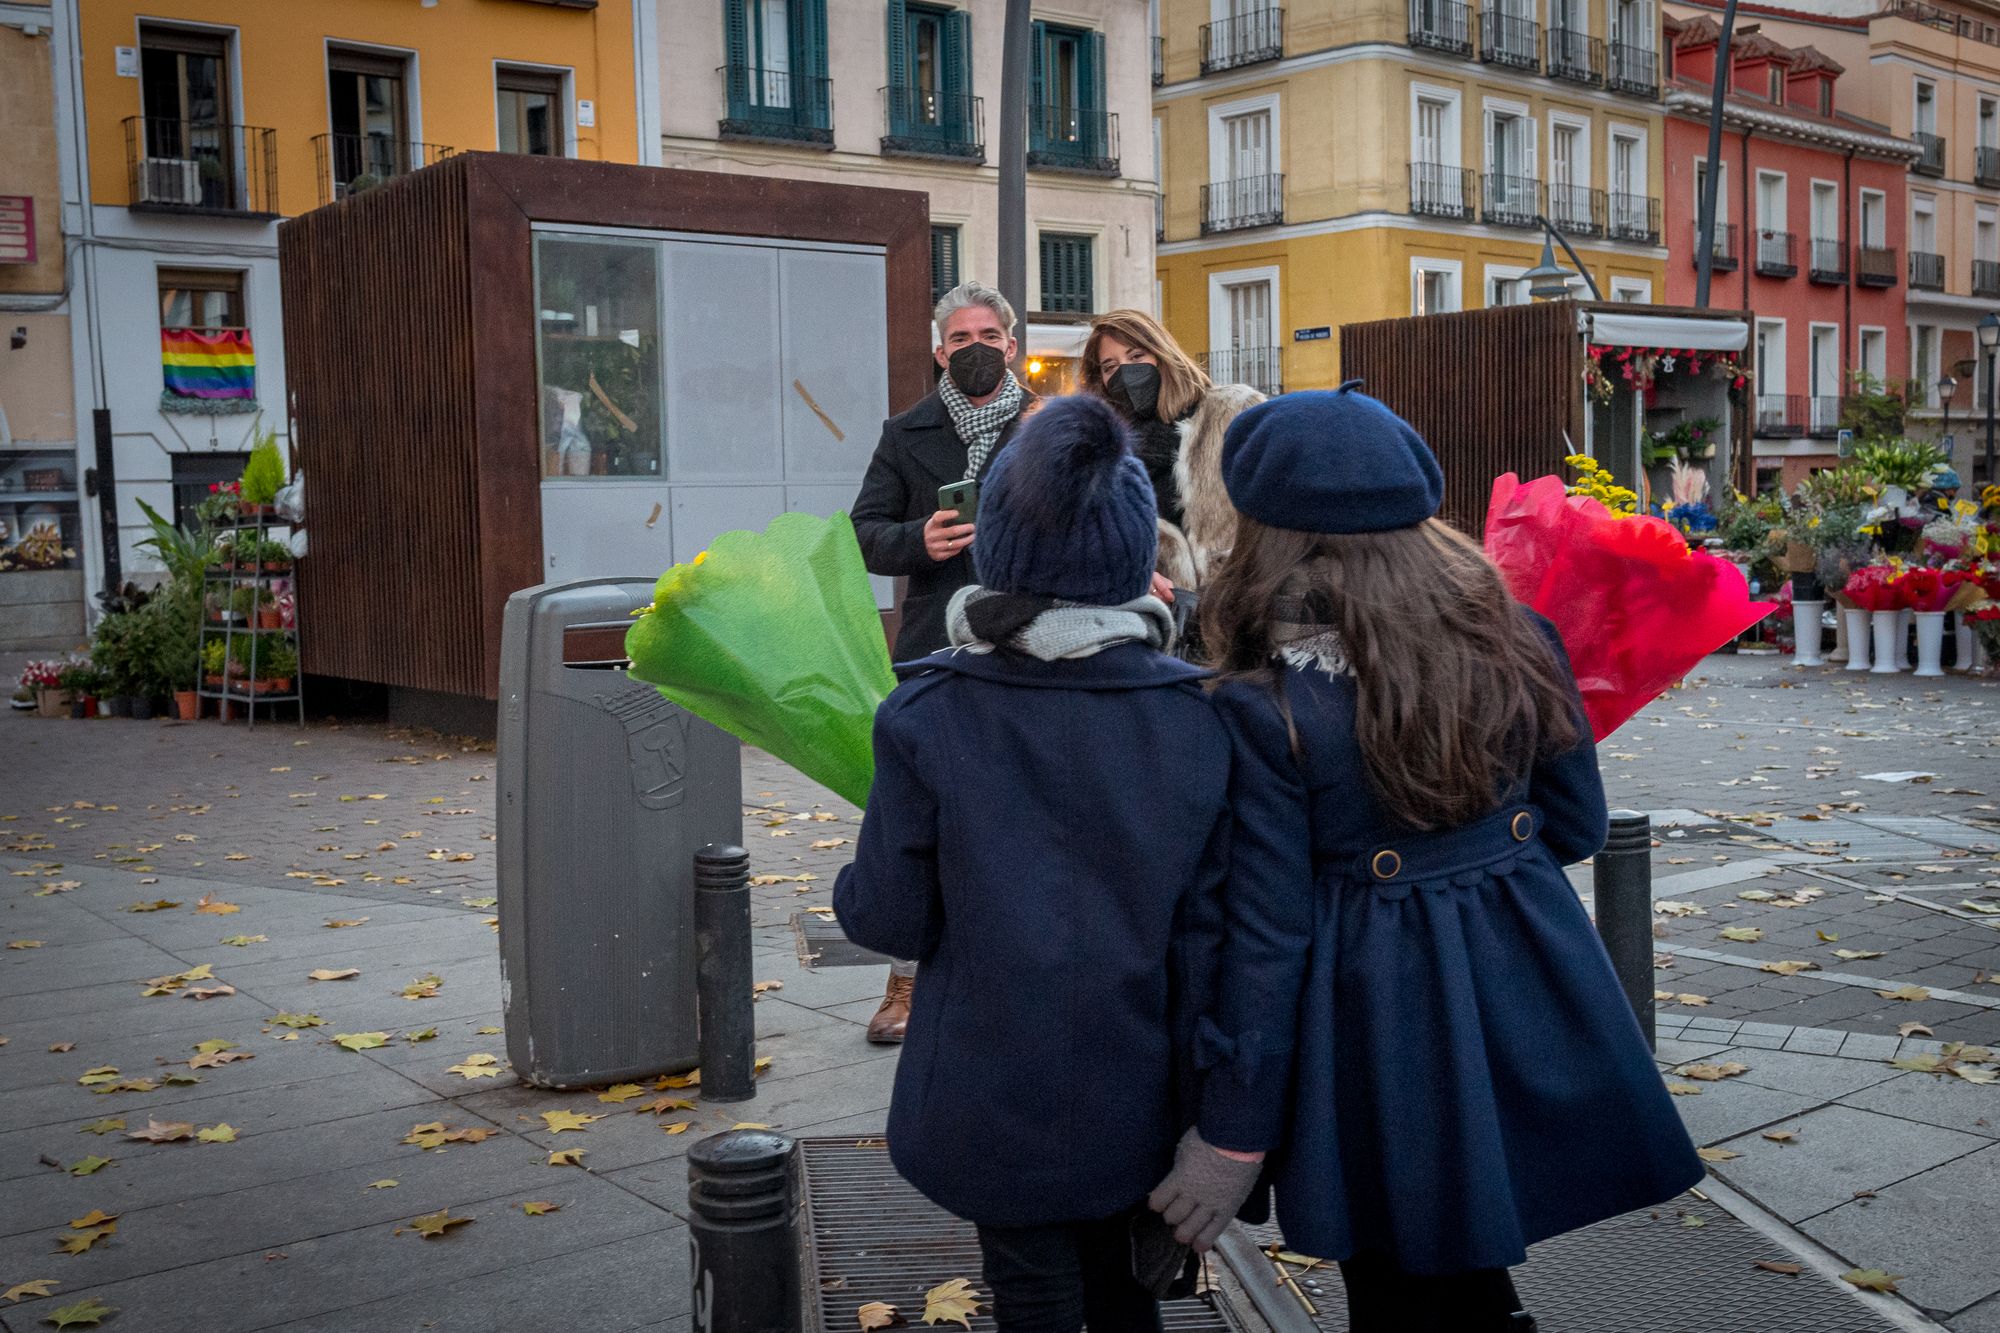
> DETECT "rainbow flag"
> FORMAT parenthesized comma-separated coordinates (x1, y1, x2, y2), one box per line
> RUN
(161, 327, 256, 401)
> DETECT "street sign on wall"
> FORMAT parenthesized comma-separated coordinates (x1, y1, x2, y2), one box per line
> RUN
(0, 196, 34, 265)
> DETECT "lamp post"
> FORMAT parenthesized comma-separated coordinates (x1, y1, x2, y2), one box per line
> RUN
(1524, 215, 1604, 301)
(1938, 374, 1957, 452)
(1979, 313, 2000, 489)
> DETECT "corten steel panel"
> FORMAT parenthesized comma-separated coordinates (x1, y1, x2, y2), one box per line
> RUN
(1341, 302, 1583, 533)
(281, 153, 932, 700)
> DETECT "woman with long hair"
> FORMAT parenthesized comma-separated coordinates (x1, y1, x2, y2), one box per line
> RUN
(1146, 387, 1702, 1331)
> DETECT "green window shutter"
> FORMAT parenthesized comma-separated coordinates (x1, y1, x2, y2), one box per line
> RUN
(886, 0, 910, 135)
(790, 0, 829, 127)
(942, 8, 970, 139)
(1029, 20, 1048, 154)
(1038, 233, 1092, 313)
(723, 0, 750, 120)
(930, 225, 959, 305)
(1081, 29, 1104, 159)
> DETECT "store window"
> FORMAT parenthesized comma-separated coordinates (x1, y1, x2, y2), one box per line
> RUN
(534, 234, 662, 477)
(498, 68, 566, 157)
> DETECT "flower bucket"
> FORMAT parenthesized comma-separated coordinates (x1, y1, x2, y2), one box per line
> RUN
(1843, 610, 1872, 672)
(1791, 601, 1825, 667)
(1956, 614, 1978, 672)
(35, 687, 69, 718)
(1913, 611, 1948, 678)
(131, 696, 155, 721)
(174, 690, 199, 720)
(1899, 608, 1917, 669)
(1870, 610, 1903, 674)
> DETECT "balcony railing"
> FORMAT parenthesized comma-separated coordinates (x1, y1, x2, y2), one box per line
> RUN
(1809, 237, 1849, 284)
(1152, 35, 1164, 86)
(1755, 393, 1805, 437)
(881, 86, 984, 161)
(1408, 0, 1474, 55)
(1979, 145, 2000, 187)
(720, 65, 834, 145)
(1547, 28, 1605, 85)
(1607, 41, 1658, 97)
(1856, 244, 1899, 288)
(1910, 249, 1945, 290)
(1607, 193, 1659, 243)
(1546, 182, 1604, 237)
(1202, 174, 1285, 234)
(1914, 131, 1946, 176)
(1200, 7, 1284, 73)
(1409, 162, 1476, 220)
(1755, 229, 1797, 277)
(124, 116, 278, 216)
(1028, 103, 1120, 175)
(1481, 6, 1541, 69)
(1975, 258, 2000, 298)
(1202, 346, 1283, 397)
(1482, 173, 1540, 228)
(1808, 395, 1843, 438)
(1692, 221, 1739, 271)
(311, 134, 454, 208)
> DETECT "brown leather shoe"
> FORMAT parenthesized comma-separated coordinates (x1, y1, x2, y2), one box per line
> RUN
(867, 973, 914, 1044)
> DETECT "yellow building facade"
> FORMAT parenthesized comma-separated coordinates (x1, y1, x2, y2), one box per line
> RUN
(1154, 0, 1670, 391)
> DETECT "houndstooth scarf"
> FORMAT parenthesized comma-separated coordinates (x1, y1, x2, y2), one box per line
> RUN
(938, 371, 1026, 479)
(946, 586, 1175, 661)
(1270, 574, 1354, 680)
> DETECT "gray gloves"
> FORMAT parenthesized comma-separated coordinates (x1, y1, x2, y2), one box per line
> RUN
(1147, 1127, 1264, 1252)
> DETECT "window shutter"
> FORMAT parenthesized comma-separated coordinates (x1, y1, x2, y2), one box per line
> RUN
(1083, 29, 1105, 158)
(931, 225, 959, 305)
(886, 0, 909, 134)
(943, 8, 970, 137)
(1029, 21, 1047, 153)
(790, 0, 828, 126)
(723, 0, 750, 118)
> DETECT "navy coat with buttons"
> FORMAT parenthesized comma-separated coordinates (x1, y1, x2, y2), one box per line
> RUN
(1197, 618, 1703, 1273)
(833, 641, 1232, 1228)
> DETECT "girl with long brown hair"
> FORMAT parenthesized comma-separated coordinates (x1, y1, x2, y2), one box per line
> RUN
(1145, 388, 1702, 1331)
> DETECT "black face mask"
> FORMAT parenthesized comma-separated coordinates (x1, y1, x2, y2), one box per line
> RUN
(1105, 363, 1162, 419)
(946, 343, 1008, 398)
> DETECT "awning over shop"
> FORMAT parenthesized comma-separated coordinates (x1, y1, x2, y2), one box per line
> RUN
(1582, 311, 1749, 352)
(930, 321, 1091, 359)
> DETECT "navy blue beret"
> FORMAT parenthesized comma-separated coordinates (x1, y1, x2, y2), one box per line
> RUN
(1218, 383, 1444, 534)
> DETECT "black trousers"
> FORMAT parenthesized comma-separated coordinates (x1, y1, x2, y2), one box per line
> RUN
(974, 1213, 1163, 1333)
(1338, 1252, 1525, 1332)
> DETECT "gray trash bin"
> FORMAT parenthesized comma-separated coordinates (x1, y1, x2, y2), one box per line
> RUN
(498, 578, 743, 1088)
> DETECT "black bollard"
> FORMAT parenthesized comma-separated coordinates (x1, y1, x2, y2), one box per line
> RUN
(687, 1129, 804, 1333)
(696, 843, 756, 1102)
(1593, 809, 1657, 1050)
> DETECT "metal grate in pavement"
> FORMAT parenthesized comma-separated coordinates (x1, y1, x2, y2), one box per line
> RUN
(1228, 1191, 1906, 1332)
(793, 913, 891, 969)
(798, 1137, 1237, 1332)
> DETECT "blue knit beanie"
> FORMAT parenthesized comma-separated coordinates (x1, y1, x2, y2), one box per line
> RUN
(973, 395, 1159, 605)
(1221, 382, 1444, 533)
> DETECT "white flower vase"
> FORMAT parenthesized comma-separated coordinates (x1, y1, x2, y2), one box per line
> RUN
(1870, 611, 1903, 673)
(1792, 602, 1825, 666)
(1955, 614, 1977, 672)
(1843, 609, 1873, 671)
(1830, 608, 1850, 663)
(1914, 611, 1948, 677)
(1899, 607, 1917, 669)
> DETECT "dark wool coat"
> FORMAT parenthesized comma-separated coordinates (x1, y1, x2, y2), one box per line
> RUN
(832, 642, 1232, 1228)
(850, 388, 1034, 662)
(1198, 618, 1703, 1273)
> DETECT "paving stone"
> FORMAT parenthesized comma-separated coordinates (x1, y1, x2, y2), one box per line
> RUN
(1951, 1291, 2000, 1332)
(1782, 1027, 1848, 1056)
(1711, 1104, 1987, 1222)
(1801, 1142, 2000, 1314)
(1837, 1070, 2000, 1141)
(1669, 1075, 1820, 1147)
(1706, 1046, 1902, 1102)
(1654, 1037, 1738, 1065)
(1836, 1032, 1901, 1061)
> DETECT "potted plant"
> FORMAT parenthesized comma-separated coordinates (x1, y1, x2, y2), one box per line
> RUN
(202, 639, 227, 689)
(58, 662, 97, 718)
(195, 480, 240, 529)
(259, 537, 293, 574)
(239, 432, 286, 517)
(21, 659, 65, 718)
(228, 585, 269, 621)
(257, 639, 298, 694)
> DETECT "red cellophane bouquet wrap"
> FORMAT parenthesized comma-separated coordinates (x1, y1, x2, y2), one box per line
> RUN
(1842, 565, 1909, 613)
(1891, 567, 1969, 613)
(1484, 474, 1776, 740)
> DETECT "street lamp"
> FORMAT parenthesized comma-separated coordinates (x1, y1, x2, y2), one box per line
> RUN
(1525, 215, 1605, 302)
(1979, 312, 2000, 488)
(1938, 374, 1957, 448)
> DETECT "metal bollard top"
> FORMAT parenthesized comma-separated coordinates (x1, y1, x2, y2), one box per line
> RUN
(1603, 809, 1652, 852)
(688, 1127, 797, 1174)
(694, 844, 751, 889)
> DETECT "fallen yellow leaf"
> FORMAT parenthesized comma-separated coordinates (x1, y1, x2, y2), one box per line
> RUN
(921, 1278, 985, 1329)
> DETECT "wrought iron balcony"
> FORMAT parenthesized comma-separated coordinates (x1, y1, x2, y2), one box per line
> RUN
(1974, 258, 2000, 298)
(311, 134, 455, 208)
(1755, 229, 1797, 278)
(1408, 162, 1475, 220)
(1914, 131, 1946, 177)
(1807, 396, 1843, 438)
(1608, 42, 1658, 97)
(1607, 193, 1660, 244)
(1692, 221, 1738, 271)
(1856, 245, 1898, 288)
(1909, 249, 1945, 290)
(1408, 0, 1474, 56)
(1201, 174, 1285, 234)
(1755, 393, 1805, 437)
(1202, 346, 1283, 396)
(1981, 145, 2000, 187)
(881, 86, 984, 161)
(1028, 104, 1120, 175)
(1480, 6, 1540, 70)
(1809, 237, 1849, 284)
(720, 65, 834, 146)
(1200, 7, 1283, 73)
(1547, 28, 1604, 85)
(1482, 173, 1540, 229)
(124, 116, 278, 216)
(1546, 182, 1604, 238)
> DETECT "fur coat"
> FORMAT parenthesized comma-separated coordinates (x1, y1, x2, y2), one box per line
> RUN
(1156, 382, 1266, 590)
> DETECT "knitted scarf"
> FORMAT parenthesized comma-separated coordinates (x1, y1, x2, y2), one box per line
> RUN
(1270, 571, 1354, 680)
(946, 585, 1175, 661)
(938, 371, 1026, 479)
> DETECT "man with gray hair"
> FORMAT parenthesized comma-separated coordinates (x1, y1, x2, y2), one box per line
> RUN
(848, 280, 1035, 1043)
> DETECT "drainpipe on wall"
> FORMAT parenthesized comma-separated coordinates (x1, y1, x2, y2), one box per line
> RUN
(1844, 147, 1855, 408)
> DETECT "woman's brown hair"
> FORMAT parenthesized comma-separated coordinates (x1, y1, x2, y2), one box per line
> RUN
(1201, 516, 1583, 831)
(1081, 309, 1212, 421)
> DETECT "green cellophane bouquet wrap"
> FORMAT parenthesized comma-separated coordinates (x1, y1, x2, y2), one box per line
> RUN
(624, 512, 896, 808)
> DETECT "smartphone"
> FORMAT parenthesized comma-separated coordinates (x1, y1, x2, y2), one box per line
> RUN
(937, 479, 980, 526)
(1130, 1208, 1197, 1299)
